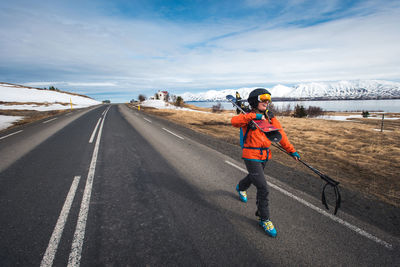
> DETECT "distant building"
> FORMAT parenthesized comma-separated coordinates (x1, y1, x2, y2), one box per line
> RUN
(157, 90, 169, 101)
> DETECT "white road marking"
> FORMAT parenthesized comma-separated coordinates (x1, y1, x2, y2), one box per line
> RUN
(225, 160, 247, 173)
(143, 117, 152, 123)
(102, 106, 111, 115)
(0, 130, 23, 140)
(43, 118, 58, 123)
(89, 107, 111, 143)
(224, 160, 393, 250)
(68, 108, 109, 266)
(40, 176, 81, 267)
(89, 117, 102, 143)
(162, 127, 184, 140)
(43, 118, 58, 124)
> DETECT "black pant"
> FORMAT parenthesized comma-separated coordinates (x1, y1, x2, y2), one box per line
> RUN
(238, 160, 269, 220)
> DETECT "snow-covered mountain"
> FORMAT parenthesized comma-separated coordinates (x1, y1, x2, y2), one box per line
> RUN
(180, 80, 400, 101)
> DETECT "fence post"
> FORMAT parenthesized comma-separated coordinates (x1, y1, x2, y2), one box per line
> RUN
(381, 113, 385, 132)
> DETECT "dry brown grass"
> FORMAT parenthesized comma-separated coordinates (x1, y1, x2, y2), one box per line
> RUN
(279, 116, 400, 206)
(130, 103, 400, 207)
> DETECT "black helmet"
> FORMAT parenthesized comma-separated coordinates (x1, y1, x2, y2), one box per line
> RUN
(247, 88, 271, 109)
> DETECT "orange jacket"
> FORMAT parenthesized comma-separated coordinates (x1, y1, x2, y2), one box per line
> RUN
(231, 112, 296, 162)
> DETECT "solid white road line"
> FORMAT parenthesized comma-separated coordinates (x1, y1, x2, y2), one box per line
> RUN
(68, 108, 109, 266)
(0, 130, 23, 140)
(88, 117, 102, 143)
(90, 107, 111, 143)
(143, 117, 152, 123)
(43, 118, 58, 124)
(224, 160, 393, 250)
(102, 106, 111, 115)
(40, 176, 81, 267)
(162, 127, 184, 140)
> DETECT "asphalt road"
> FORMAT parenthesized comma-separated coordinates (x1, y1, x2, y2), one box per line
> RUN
(0, 104, 399, 266)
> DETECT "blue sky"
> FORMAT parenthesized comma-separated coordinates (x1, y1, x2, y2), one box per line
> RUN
(1, 0, 399, 102)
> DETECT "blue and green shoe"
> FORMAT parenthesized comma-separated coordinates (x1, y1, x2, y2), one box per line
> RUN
(236, 185, 247, 203)
(259, 219, 277, 237)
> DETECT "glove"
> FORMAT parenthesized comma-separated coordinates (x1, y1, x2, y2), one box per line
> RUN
(267, 110, 275, 119)
(290, 151, 300, 160)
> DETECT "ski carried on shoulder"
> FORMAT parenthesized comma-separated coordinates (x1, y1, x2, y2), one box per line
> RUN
(226, 94, 282, 142)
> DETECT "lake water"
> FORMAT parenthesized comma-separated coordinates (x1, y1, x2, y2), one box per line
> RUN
(187, 99, 400, 113)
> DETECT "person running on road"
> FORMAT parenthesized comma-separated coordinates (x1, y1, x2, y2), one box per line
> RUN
(231, 88, 300, 237)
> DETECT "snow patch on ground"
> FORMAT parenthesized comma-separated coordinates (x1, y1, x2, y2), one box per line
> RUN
(373, 129, 393, 132)
(0, 115, 24, 131)
(139, 99, 210, 113)
(316, 115, 362, 121)
(316, 114, 399, 121)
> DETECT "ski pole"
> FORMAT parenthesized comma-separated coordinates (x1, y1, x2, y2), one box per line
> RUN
(271, 143, 341, 215)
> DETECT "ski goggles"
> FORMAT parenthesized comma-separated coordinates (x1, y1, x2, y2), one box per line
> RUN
(258, 93, 271, 103)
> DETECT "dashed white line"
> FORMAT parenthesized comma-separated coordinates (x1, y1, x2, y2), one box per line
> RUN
(224, 160, 393, 250)
(162, 127, 184, 140)
(40, 176, 81, 267)
(225, 160, 247, 173)
(68, 107, 109, 266)
(43, 118, 58, 124)
(143, 117, 152, 123)
(89, 117, 102, 143)
(0, 130, 23, 140)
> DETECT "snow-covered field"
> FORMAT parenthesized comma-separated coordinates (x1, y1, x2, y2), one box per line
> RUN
(0, 83, 101, 131)
(0, 104, 74, 111)
(0, 83, 100, 108)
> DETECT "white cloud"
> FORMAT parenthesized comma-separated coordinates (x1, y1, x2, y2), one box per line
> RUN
(174, 6, 400, 84)
(24, 81, 117, 87)
(1, 0, 399, 101)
